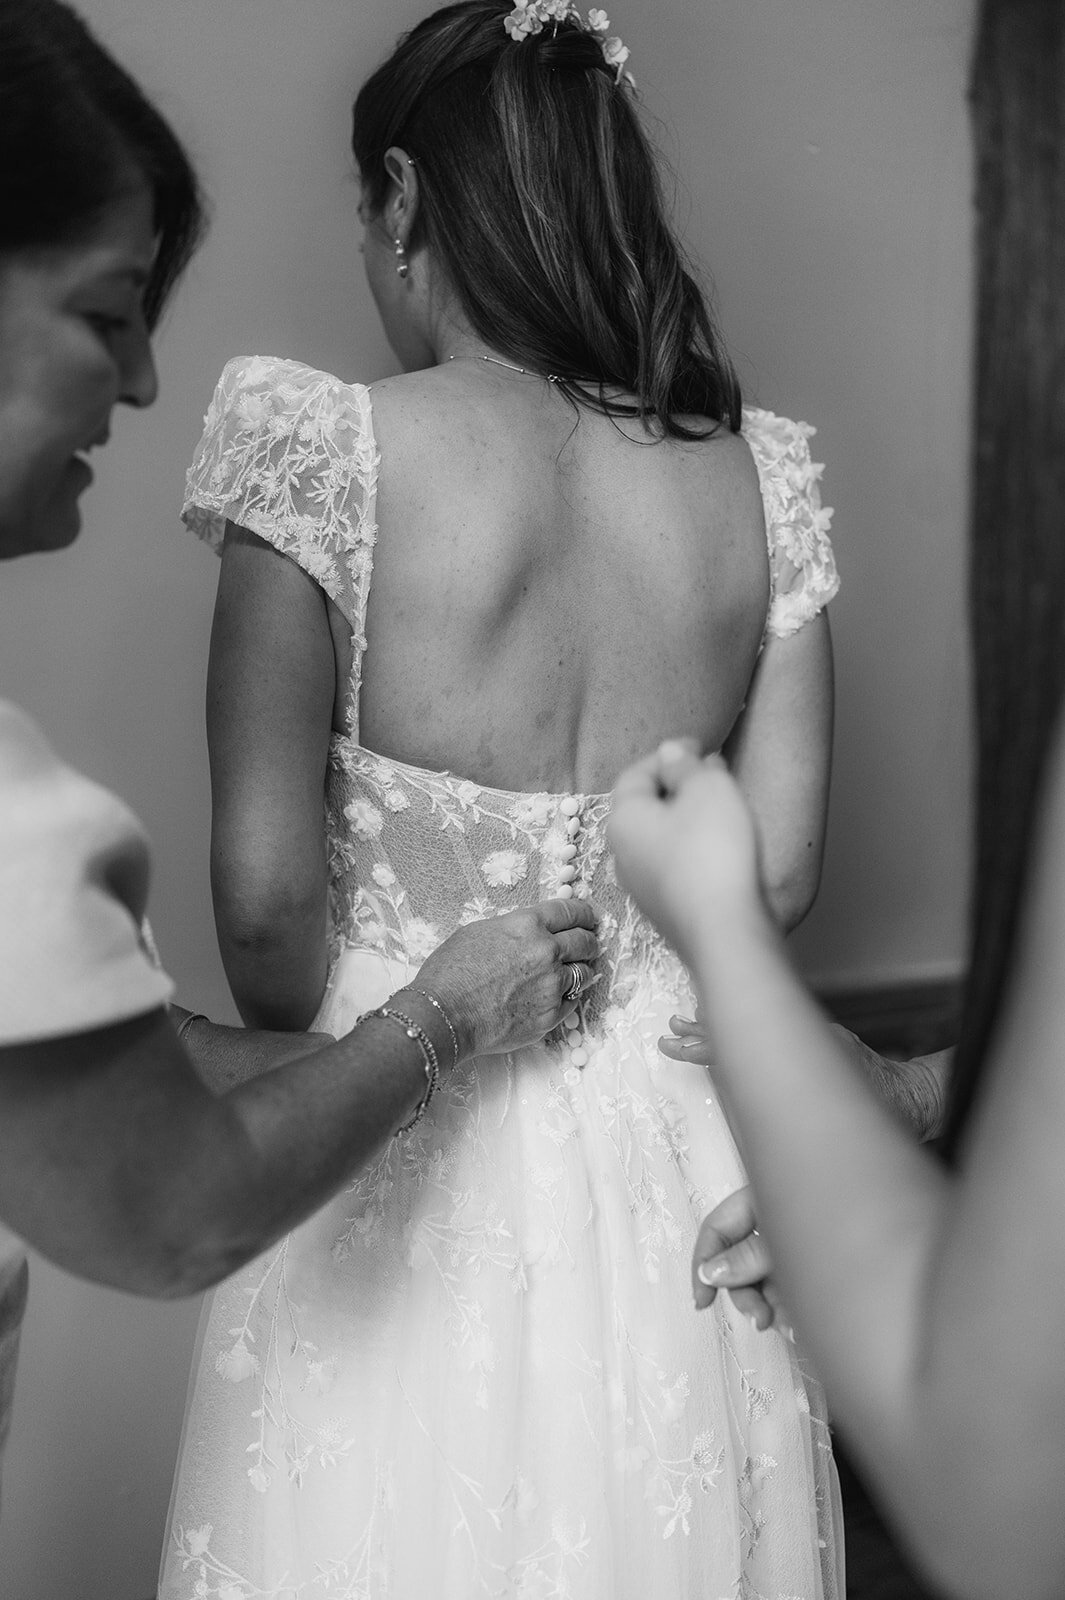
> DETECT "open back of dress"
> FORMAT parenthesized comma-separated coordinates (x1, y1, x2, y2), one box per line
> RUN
(161, 355, 842, 1600)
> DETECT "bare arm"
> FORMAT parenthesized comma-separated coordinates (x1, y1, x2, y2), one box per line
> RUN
(0, 900, 598, 1299)
(207, 524, 335, 1030)
(610, 741, 1065, 1600)
(724, 611, 834, 932)
(663, 1017, 951, 1142)
(169, 1003, 329, 1091)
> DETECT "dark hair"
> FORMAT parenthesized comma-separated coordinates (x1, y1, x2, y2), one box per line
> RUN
(0, 0, 205, 326)
(943, 0, 1065, 1154)
(352, 0, 740, 440)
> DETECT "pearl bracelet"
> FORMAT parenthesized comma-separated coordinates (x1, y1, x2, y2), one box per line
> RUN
(357, 1005, 441, 1132)
(404, 986, 460, 1072)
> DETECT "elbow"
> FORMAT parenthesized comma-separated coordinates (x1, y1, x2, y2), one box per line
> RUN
(69, 1223, 252, 1301)
(214, 877, 328, 1030)
(108, 1123, 278, 1298)
(116, 1196, 271, 1299)
(215, 880, 322, 957)
(766, 858, 823, 934)
(142, 1236, 260, 1299)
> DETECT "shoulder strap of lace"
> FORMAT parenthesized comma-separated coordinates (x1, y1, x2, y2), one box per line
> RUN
(743, 407, 839, 639)
(183, 355, 379, 711)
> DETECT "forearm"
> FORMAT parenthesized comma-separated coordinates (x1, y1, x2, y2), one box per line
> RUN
(689, 909, 947, 1477)
(171, 1004, 330, 1092)
(831, 1029, 952, 1141)
(0, 990, 456, 1298)
(689, 917, 1064, 1593)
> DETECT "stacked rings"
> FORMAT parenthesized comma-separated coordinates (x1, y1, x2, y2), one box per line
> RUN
(562, 962, 585, 1002)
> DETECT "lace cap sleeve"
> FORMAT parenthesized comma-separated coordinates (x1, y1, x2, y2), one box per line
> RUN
(183, 355, 379, 630)
(744, 408, 839, 639)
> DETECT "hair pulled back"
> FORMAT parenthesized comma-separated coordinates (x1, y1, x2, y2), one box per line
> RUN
(0, 0, 204, 325)
(944, 0, 1065, 1154)
(352, 0, 740, 440)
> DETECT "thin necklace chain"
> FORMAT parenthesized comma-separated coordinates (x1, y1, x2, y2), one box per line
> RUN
(447, 353, 559, 383)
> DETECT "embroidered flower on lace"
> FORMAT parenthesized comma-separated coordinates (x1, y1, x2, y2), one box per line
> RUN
(235, 390, 272, 431)
(513, 792, 554, 828)
(692, 1429, 725, 1491)
(304, 1358, 337, 1395)
(215, 1336, 259, 1383)
(371, 863, 396, 887)
(184, 1524, 213, 1558)
(344, 798, 384, 836)
(403, 916, 441, 960)
(482, 848, 529, 887)
(459, 895, 495, 925)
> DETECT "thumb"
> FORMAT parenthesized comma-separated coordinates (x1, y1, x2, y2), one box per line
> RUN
(691, 1186, 761, 1308)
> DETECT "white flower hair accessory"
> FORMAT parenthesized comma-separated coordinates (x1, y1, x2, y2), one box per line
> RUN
(503, 1, 634, 85)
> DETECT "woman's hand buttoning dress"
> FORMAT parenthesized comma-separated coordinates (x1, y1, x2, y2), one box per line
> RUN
(162, 5, 842, 1598)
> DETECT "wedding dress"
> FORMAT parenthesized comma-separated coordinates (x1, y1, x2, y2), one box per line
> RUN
(160, 356, 842, 1600)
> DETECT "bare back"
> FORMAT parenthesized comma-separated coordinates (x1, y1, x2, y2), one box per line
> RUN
(358, 363, 769, 795)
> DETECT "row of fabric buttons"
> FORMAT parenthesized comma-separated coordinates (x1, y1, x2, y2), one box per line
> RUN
(553, 794, 586, 899)
(557, 795, 591, 1068)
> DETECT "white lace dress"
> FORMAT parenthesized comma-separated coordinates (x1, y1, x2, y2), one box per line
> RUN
(160, 357, 842, 1600)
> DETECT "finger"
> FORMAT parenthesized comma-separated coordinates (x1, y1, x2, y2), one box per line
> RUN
(536, 897, 599, 935)
(691, 1188, 759, 1306)
(694, 1187, 758, 1255)
(669, 1015, 704, 1038)
(728, 1285, 776, 1331)
(555, 960, 597, 999)
(658, 1034, 712, 1065)
(760, 1282, 795, 1341)
(696, 1232, 772, 1294)
(553, 927, 600, 965)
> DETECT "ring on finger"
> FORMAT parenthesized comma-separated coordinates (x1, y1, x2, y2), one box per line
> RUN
(562, 962, 585, 1003)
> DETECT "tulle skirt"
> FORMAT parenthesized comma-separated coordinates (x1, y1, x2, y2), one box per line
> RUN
(160, 947, 842, 1600)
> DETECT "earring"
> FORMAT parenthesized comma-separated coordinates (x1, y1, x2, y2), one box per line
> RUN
(394, 237, 408, 279)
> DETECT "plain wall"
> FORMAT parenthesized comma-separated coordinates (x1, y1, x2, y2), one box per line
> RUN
(0, 2, 974, 1594)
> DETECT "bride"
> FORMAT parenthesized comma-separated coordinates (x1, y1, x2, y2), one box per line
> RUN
(161, 2, 841, 1595)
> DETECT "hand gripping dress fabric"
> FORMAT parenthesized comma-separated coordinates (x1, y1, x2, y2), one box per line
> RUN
(161, 356, 842, 1600)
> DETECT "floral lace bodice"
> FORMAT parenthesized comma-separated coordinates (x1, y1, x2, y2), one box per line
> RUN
(184, 356, 838, 1009)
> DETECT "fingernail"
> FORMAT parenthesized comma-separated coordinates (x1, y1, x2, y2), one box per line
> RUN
(697, 1259, 727, 1286)
(671, 1015, 694, 1027)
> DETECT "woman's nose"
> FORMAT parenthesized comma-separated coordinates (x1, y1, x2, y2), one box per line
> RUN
(121, 324, 159, 409)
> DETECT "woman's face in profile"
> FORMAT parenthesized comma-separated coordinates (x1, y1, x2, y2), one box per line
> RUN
(0, 180, 159, 559)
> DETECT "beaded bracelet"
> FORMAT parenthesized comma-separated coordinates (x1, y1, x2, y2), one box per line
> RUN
(357, 1006, 441, 1132)
(404, 986, 460, 1073)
